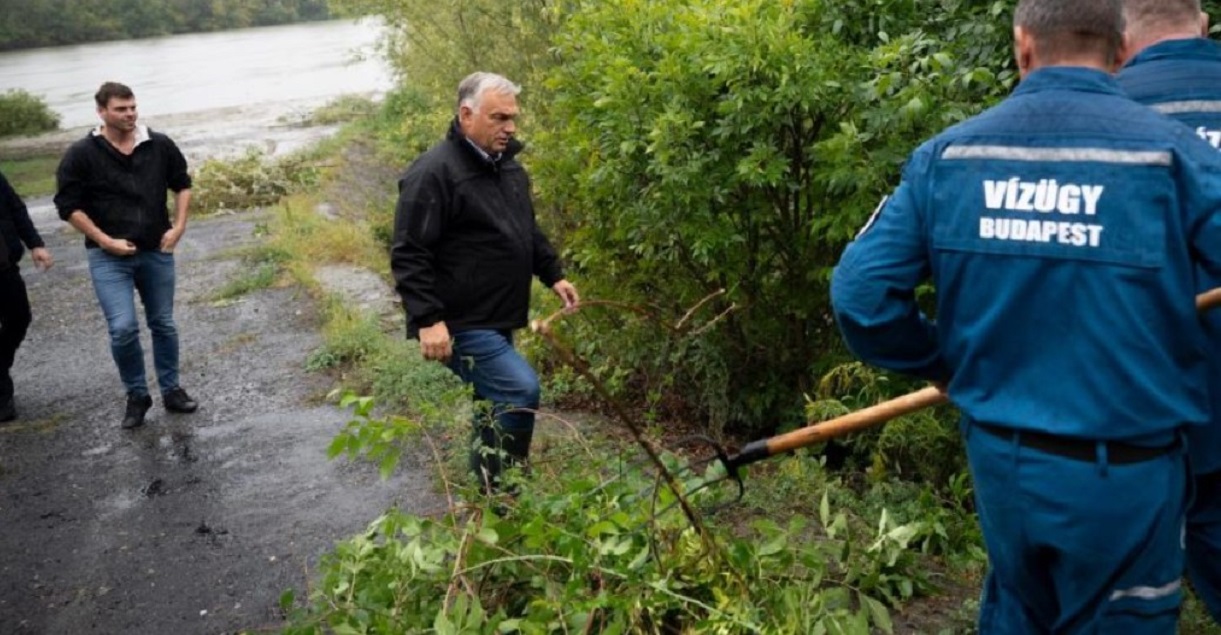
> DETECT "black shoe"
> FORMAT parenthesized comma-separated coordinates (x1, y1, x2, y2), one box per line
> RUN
(122, 394, 153, 429)
(163, 387, 198, 413)
(0, 398, 15, 423)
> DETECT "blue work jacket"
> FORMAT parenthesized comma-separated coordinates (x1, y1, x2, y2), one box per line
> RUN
(831, 67, 1221, 442)
(1119, 38, 1221, 470)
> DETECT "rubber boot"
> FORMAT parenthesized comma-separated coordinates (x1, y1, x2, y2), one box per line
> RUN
(469, 421, 503, 494)
(469, 422, 534, 494)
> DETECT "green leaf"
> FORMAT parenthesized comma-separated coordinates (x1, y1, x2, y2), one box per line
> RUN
(476, 525, 500, 545)
(327, 434, 348, 460)
(758, 531, 787, 557)
(434, 608, 455, 635)
(378, 453, 399, 480)
(861, 594, 893, 634)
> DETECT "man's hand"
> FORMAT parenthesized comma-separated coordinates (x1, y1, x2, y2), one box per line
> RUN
(30, 247, 53, 271)
(160, 228, 184, 253)
(551, 279, 580, 312)
(419, 321, 452, 363)
(102, 236, 137, 256)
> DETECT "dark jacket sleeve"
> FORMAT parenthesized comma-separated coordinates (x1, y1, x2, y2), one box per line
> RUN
(0, 170, 43, 251)
(531, 223, 564, 288)
(390, 167, 447, 328)
(161, 135, 192, 192)
(54, 142, 88, 221)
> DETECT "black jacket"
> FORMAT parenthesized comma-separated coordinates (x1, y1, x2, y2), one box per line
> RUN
(0, 170, 45, 267)
(391, 121, 565, 336)
(54, 127, 191, 251)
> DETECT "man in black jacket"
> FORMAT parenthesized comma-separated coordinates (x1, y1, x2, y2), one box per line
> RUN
(391, 72, 579, 492)
(54, 81, 198, 430)
(0, 170, 53, 422)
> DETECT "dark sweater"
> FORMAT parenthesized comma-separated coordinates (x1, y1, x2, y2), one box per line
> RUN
(54, 127, 191, 251)
(391, 121, 565, 336)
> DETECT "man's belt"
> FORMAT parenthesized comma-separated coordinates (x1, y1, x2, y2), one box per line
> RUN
(976, 423, 1178, 465)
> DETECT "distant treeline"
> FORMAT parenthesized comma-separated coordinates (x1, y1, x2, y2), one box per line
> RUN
(0, 0, 332, 51)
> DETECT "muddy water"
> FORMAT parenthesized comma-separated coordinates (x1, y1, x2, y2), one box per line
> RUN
(1, 18, 394, 230)
(0, 18, 392, 129)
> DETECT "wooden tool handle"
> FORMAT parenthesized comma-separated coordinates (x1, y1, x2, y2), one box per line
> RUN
(729, 285, 1221, 470)
(767, 386, 948, 455)
(729, 386, 948, 469)
(1198, 287, 1221, 312)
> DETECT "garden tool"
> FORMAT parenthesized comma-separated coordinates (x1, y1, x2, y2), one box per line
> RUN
(672, 284, 1221, 510)
(668, 386, 948, 512)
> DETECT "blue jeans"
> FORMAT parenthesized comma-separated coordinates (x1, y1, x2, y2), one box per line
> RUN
(87, 249, 180, 398)
(446, 329, 540, 436)
(965, 419, 1187, 634)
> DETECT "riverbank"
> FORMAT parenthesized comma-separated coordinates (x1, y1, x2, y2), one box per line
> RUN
(1, 93, 378, 231)
(0, 93, 377, 163)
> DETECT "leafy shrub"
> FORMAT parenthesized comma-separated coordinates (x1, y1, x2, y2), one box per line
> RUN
(530, 0, 1015, 436)
(806, 363, 965, 485)
(191, 147, 320, 214)
(298, 94, 380, 126)
(0, 90, 60, 137)
(328, 0, 560, 109)
(284, 396, 954, 634)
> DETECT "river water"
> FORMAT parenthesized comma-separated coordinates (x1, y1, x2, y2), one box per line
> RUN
(0, 18, 393, 162)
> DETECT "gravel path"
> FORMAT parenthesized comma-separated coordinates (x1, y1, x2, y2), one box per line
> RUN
(0, 210, 440, 634)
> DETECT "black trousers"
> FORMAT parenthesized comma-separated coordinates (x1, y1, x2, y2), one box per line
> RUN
(0, 265, 31, 402)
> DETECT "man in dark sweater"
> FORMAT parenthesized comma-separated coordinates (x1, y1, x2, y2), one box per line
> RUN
(0, 169, 53, 422)
(54, 81, 198, 430)
(391, 72, 579, 492)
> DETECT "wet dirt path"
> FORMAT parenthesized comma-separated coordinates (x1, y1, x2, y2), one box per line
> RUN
(0, 211, 441, 634)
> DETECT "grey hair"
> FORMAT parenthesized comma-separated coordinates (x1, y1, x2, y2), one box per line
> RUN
(1014, 0, 1126, 65)
(1123, 0, 1202, 35)
(457, 72, 521, 113)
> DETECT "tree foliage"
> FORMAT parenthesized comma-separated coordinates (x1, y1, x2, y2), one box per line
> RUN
(327, 0, 564, 112)
(533, 0, 1014, 433)
(345, 0, 1219, 437)
(0, 0, 331, 51)
(0, 89, 59, 137)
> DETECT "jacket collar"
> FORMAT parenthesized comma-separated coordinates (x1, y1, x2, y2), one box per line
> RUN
(91, 123, 151, 148)
(1012, 66, 1124, 98)
(1122, 37, 1221, 69)
(446, 118, 524, 168)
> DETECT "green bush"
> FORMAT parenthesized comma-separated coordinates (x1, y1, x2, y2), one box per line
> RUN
(806, 362, 965, 485)
(328, 0, 560, 110)
(531, 0, 1015, 435)
(298, 94, 380, 126)
(285, 395, 966, 634)
(0, 90, 60, 137)
(191, 147, 320, 214)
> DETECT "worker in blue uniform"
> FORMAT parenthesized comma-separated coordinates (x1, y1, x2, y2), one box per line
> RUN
(830, 0, 1221, 631)
(1117, 0, 1221, 624)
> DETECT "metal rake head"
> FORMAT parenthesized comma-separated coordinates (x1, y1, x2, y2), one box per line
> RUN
(642, 434, 746, 519)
